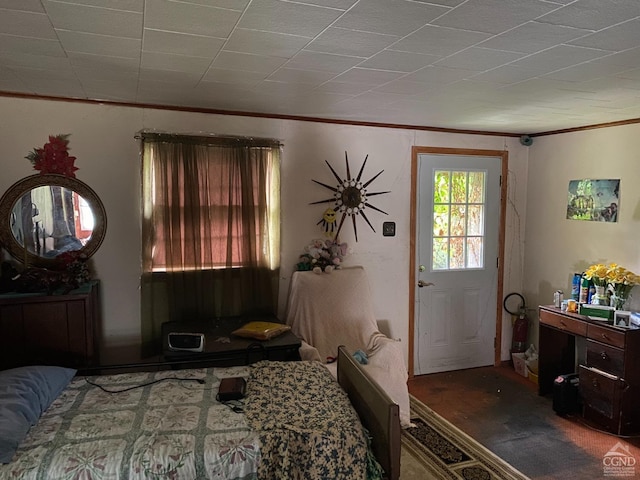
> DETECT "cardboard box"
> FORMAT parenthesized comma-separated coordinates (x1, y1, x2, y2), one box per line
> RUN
(579, 304, 614, 320)
(511, 352, 528, 378)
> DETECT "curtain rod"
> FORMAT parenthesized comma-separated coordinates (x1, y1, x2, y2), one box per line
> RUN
(134, 131, 283, 147)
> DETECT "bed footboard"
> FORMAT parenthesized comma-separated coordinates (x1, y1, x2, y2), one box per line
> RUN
(337, 345, 401, 480)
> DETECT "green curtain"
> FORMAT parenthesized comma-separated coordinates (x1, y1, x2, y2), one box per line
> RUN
(140, 133, 281, 355)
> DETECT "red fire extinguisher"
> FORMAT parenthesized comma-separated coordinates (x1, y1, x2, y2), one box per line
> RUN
(504, 292, 528, 353)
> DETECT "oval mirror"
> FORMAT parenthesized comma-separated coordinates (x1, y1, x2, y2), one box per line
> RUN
(0, 174, 106, 267)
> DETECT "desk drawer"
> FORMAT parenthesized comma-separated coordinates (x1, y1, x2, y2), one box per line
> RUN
(539, 309, 587, 336)
(579, 365, 622, 420)
(586, 340, 625, 378)
(587, 324, 625, 349)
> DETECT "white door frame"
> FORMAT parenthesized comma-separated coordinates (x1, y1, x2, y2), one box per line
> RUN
(408, 146, 508, 377)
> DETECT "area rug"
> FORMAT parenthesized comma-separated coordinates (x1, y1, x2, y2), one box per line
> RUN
(402, 395, 530, 480)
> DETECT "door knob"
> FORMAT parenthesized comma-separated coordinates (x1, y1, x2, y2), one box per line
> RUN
(417, 280, 434, 288)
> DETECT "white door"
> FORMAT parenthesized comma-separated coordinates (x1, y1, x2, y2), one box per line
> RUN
(414, 153, 501, 375)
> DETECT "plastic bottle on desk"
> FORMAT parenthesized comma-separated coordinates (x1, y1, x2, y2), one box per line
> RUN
(579, 274, 589, 304)
(571, 273, 581, 301)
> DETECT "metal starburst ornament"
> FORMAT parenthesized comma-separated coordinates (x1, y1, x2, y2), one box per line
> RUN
(310, 152, 390, 242)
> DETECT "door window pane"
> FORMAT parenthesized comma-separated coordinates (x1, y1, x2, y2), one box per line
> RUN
(432, 170, 486, 270)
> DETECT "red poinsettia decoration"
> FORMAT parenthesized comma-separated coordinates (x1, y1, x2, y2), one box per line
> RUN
(25, 134, 78, 177)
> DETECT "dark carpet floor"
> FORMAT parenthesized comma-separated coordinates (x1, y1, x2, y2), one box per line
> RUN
(408, 365, 640, 480)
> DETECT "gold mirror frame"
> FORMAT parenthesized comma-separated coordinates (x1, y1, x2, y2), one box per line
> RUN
(0, 174, 107, 268)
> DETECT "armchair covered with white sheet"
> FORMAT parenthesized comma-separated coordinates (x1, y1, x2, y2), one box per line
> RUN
(285, 266, 411, 427)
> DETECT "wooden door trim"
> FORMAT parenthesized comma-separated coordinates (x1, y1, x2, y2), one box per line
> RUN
(409, 146, 508, 377)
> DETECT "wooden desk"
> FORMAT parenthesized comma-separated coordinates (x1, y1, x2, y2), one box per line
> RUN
(539, 305, 640, 435)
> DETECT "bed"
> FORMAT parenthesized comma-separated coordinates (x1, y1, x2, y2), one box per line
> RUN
(0, 346, 400, 480)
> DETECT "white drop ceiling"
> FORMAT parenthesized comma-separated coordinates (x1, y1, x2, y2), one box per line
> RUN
(2, 0, 640, 135)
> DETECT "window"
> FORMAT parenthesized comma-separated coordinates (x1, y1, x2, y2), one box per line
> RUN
(139, 133, 281, 353)
(432, 169, 486, 270)
(143, 141, 280, 272)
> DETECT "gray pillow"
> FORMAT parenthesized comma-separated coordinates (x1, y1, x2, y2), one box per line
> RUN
(0, 365, 76, 463)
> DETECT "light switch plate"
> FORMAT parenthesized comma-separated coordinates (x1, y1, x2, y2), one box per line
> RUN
(382, 221, 395, 236)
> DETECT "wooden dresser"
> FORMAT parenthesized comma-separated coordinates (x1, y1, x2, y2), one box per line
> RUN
(538, 305, 640, 435)
(0, 281, 100, 370)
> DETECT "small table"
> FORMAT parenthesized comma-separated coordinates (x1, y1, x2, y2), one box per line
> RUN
(161, 316, 301, 367)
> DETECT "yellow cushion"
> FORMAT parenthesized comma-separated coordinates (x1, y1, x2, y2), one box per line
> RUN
(232, 321, 291, 341)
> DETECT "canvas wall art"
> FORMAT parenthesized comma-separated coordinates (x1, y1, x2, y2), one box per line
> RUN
(566, 179, 619, 222)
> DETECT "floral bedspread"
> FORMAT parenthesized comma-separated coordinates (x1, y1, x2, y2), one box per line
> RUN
(0, 361, 382, 480)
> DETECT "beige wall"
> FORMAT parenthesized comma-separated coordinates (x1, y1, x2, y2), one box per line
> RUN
(0, 96, 528, 365)
(524, 126, 640, 346)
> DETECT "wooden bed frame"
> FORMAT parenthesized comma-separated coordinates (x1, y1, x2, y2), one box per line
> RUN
(337, 345, 401, 480)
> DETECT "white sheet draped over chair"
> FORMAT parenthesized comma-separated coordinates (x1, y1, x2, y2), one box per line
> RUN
(285, 266, 411, 427)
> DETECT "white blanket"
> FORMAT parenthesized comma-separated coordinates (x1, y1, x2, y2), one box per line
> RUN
(285, 266, 411, 427)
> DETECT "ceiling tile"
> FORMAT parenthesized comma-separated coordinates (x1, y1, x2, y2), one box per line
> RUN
(595, 47, 640, 68)
(315, 80, 373, 95)
(68, 51, 139, 72)
(138, 68, 203, 86)
(392, 25, 491, 57)
(469, 65, 540, 85)
(0, 9, 57, 38)
(238, 0, 343, 37)
(267, 67, 336, 85)
(543, 60, 633, 82)
(0, 34, 65, 58)
(155, 0, 248, 9)
(373, 79, 433, 95)
(81, 78, 138, 100)
(403, 65, 474, 84)
(140, 51, 212, 74)
(432, 0, 559, 34)
(333, 0, 450, 36)
(202, 67, 266, 86)
(73, 64, 138, 83)
(144, 0, 240, 38)
(47, 0, 142, 11)
(511, 45, 611, 75)
(57, 30, 141, 58)
(143, 29, 224, 57)
(286, 51, 363, 73)
(434, 47, 523, 71)
(305, 27, 399, 57)
(0, 51, 72, 70)
(332, 67, 405, 85)
(477, 21, 591, 54)
(212, 51, 288, 74)
(537, 0, 640, 30)
(224, 29, 310, 58)
(358, 50, 439, 72)
(43, 0, 142, 38)
(0, 1, 45, 13)
(568, 18, 640, 52)
(294, 0, 357, 8)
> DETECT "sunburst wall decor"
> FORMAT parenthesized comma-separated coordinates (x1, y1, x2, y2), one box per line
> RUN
(310, 152, 390, 242)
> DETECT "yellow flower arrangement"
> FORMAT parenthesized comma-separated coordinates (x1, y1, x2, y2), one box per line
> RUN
(584, 263, 609, 286)
(585, 263, 640, 309)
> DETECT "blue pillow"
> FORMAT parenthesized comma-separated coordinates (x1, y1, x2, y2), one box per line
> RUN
(0, 365, 76, 464)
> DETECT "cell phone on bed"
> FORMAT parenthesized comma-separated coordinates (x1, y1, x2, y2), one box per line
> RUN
(216, 377, 246, 402)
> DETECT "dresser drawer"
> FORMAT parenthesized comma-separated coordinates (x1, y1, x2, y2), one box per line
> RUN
(579, 365, 622, 420)
(586, 340, 625, 378)
(539, 309, 587, 336)
(587, 323, 625, 349)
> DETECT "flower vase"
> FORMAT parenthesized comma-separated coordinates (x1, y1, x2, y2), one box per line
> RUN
(592, 285, 608, 305)
(610, 294, 628, 311)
